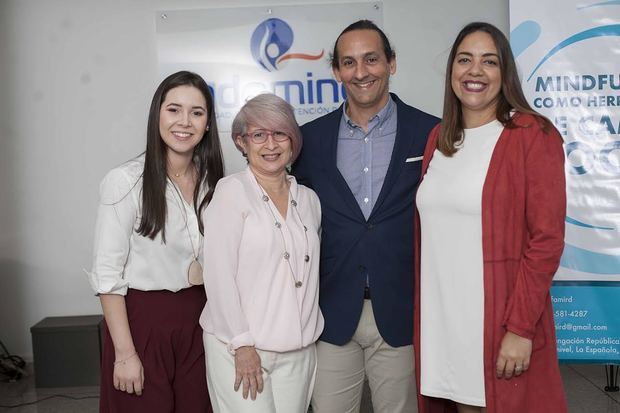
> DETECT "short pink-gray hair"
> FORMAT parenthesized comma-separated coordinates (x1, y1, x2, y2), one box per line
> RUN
(231, 93, 303, 163)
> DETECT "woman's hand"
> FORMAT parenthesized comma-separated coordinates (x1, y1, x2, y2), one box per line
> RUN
(113, 351, 144, 396)
(234, 346, 264, 400)
(495, 331, 532, 379)
(99, 294, 144, 396)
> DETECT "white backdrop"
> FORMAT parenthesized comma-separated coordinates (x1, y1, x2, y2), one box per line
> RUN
(0, 0, 508, 358)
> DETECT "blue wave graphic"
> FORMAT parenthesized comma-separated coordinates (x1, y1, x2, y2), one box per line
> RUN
(601, 141, 620, 175)
(566, 216, 615, 230)
(561, 244, 620, 274)
(510, 20, 541, 58)
(578, 0, 620, 10)
(527, 25, 620, 81)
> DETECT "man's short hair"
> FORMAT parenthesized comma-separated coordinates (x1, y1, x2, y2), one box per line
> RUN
(331, 20, 395, 69)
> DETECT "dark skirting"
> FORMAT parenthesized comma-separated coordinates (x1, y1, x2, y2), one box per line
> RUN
(100, 286, 212, 413)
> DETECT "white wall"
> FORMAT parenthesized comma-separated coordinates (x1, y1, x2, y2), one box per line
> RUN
(0, 0, 508, 358)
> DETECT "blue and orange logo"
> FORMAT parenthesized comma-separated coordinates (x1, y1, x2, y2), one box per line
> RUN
(250, 18, 324, 72)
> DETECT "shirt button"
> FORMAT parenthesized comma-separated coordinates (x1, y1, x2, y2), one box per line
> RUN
(363, 167, 369, 173)
(363, 197, 369, 203)
(364, 137, 369, 143)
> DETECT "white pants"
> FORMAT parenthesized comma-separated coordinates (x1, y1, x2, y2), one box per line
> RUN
(311, 300, 418, 413)
(204, 333, 317, 413)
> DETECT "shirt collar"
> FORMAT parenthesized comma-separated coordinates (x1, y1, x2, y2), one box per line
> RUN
(343, 95, 395, 131)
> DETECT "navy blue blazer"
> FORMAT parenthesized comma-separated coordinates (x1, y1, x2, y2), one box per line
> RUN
(292, 94, 440, 347)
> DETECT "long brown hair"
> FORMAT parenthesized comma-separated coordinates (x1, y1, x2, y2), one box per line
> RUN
(137, 71, 224, 241)
(438, 22, 551, 156)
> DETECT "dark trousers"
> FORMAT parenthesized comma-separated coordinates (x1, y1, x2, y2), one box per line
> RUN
(100, 286, 212, 413)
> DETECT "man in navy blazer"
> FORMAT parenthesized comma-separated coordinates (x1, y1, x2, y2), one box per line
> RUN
(292, 20, 439, 413)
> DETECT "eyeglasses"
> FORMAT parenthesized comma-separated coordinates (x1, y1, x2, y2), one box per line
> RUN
(243, 129, 290, 144)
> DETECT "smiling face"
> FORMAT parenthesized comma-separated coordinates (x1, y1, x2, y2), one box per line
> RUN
(235, 126, 292, 178)
(451, 31, 502, 127)
(333, 29, 396, 118)
(159, 85, 208, 157)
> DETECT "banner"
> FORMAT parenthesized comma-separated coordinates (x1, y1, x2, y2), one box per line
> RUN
(553, 285, 620, 362)
(156, 3, 383, 132)
(510, 0, 620, 363)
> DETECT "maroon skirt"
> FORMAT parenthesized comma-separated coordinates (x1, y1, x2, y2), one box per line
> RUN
(100, 286, 212, 413)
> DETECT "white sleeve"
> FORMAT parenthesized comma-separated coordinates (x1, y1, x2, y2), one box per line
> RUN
(88, 168, 138, 295)
(202, 178, 254, 352)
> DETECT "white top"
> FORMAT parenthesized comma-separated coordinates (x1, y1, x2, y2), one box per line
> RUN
(200, 167, 324, 354)
(416, 120, 504, 407)
(88, 155, 204, 295)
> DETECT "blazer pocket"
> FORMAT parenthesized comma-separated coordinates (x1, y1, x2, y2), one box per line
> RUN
(404, 155, 424, 172)
(405, 156, 423, 163)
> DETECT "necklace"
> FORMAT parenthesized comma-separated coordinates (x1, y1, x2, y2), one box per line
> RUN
(168, 177, 203, 286)
(171, 165, 192, 178)
(254, 175, 309, 288)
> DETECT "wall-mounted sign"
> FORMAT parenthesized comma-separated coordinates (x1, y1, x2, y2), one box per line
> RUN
(156, 3, 383, 132)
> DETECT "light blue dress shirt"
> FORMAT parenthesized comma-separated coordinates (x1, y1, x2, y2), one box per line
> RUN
(336, 97, 398, 220)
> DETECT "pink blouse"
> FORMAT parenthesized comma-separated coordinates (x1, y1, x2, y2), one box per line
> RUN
(200, 167, 324, 353)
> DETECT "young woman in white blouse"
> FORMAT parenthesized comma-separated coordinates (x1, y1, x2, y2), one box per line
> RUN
(201, 94, 324, 413)
(89, 71, 224, 412)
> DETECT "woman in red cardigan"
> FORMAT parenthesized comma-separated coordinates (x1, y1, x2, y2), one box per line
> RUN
(415, 22, 568, 413)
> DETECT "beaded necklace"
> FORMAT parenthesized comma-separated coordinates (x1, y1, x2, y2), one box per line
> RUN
(253, 174, 310, 288)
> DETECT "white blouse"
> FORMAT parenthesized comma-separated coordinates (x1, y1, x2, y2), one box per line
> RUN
(200, 167, 324, 354)
(88, 155, 204, 295)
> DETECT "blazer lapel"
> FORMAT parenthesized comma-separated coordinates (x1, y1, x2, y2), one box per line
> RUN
(369, 96, 416, 219)
(321, 105, 366, 222)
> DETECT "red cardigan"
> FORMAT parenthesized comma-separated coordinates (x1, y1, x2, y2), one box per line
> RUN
(414, 113, 568, 413)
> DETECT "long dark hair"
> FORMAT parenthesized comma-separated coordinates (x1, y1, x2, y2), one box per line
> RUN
(438, 22, 551, 156)
(137, 71, 224, 241)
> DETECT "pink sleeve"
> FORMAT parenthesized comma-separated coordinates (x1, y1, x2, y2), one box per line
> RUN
(202, 178, 255, 353)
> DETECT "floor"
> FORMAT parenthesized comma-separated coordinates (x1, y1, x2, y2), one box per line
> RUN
(0, 364, 618, 412)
